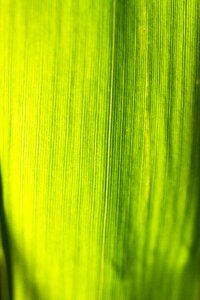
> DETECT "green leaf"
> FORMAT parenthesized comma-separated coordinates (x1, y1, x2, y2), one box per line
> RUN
(0, 0, 200, 299)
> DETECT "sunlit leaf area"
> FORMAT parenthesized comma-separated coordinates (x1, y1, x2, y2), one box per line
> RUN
(0, 0, 200, 299)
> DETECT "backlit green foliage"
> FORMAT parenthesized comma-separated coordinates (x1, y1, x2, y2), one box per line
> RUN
(0, 0, 200, 299)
